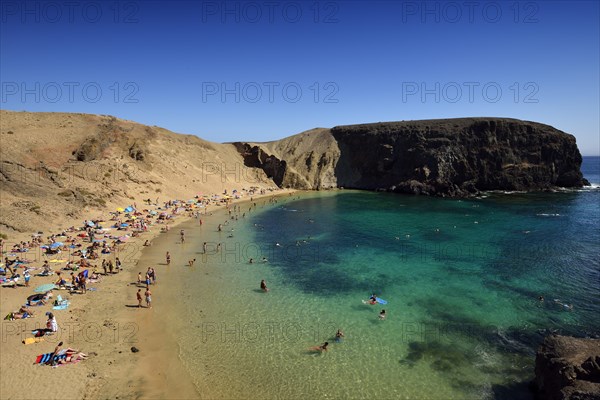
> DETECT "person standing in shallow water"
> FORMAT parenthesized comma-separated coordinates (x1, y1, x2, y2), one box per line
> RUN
(260, 279, 269, 292)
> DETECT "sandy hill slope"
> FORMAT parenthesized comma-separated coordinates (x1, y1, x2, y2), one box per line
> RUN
(0, 110, 276, 236)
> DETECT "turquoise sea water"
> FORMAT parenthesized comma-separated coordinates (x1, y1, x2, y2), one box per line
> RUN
(159, 156, 599, 400)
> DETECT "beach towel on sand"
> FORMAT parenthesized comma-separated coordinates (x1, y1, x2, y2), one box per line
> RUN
(23, 337, 44, 345)
(34, 352, 67, 364)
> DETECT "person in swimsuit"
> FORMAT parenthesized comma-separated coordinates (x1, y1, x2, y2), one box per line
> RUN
(145, 287, 152, 308)
(309, 342, 329, 352)
(369, 294, 377, 305)
(260, 279, 269, 292)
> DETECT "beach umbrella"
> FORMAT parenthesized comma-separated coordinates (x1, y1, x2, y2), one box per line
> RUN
(117, 207, 125, 212)
(120, 223, 129, 228)
(50, 242, 63, 249)
(125, 206, 134, 213)
(34, 283, 57, 293)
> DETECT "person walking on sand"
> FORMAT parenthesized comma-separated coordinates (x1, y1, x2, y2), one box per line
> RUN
(137, 289, 143, 308)
(24, 268, 31, 287)
(166, 251, 171, 265)
(180, 229, 185, 243)
(145, 287, 152, 308)
(115, 257, 122, 272)
(137, 272, 142, 285)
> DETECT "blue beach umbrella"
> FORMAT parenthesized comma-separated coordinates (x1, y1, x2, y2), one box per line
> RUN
(50, 242, 63, 249)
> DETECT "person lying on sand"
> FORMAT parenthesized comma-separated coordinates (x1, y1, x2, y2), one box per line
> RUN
(27, 291, 53, 306)
(6, 305, 34, 320)
(46, 342, 88, 366)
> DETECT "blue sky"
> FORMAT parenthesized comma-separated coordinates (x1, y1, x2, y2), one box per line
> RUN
(1, 1, 599, 154)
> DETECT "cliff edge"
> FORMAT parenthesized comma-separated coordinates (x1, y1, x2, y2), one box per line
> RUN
(236, 118, 588, 197)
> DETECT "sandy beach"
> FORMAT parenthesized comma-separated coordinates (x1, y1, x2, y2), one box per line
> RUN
(0, 189, 294, 399)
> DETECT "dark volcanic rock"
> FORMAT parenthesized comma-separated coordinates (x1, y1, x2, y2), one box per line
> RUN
(533, 335, 600, 400)
(330, 118, 588, 196)
(236, 118, 588, 197)
(233, 143, 288, 186)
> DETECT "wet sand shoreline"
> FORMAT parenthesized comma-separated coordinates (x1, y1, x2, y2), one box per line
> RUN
(0, 190, 296, 400)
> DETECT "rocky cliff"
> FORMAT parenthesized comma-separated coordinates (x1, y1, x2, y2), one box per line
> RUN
(236, 118, 589, 197)
(533, 335, 600, 400)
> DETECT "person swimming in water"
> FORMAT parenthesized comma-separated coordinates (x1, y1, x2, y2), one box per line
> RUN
(308, 342, 329, 352)
(335, 329, 344, 342)
(369, 294, 377, 305)
(379, 309, 386, 320)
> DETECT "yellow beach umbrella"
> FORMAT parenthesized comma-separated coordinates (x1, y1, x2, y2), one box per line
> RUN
(117, 207, 125, 212)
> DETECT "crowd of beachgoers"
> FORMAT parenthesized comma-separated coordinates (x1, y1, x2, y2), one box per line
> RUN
(0, 187, 278, 367)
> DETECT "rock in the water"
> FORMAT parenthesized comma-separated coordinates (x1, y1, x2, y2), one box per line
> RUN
(533, 335, 600, 400)
(130, 346, 139, 353)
